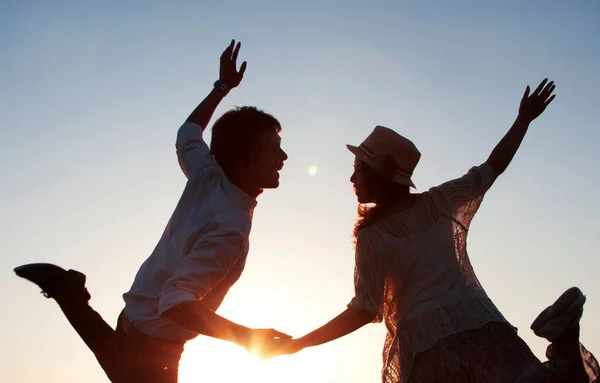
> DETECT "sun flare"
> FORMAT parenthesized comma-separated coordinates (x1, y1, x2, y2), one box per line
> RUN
(178, 337, 323, 383)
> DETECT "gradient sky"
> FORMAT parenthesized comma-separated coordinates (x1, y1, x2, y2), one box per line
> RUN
(1, 1, 599, 382)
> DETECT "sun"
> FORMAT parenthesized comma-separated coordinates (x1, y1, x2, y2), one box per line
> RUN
(174, 266, 342, 383)
(178, 337, 323, 383)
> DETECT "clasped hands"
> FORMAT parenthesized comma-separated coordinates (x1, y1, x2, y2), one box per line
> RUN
(242, 328, 306, 360)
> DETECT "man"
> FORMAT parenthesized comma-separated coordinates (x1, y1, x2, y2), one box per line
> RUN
(15, 40, 290, 382)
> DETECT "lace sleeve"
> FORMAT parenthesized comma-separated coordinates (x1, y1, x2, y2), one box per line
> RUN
(348, 228, 388, 323)
(431, 163, 497, 229)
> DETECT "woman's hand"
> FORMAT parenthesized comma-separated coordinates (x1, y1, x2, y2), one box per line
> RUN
(518, 78, 556, 122)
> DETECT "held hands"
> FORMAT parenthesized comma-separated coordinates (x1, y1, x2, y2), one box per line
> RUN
(518, 78, 556, 122)
(242, 328, 307, 360)
(220, 40, 247, 89)
(258, 338, 306, 360)
(242, 328, 292, 355)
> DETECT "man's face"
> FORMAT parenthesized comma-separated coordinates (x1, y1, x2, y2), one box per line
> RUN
(350, 157, 374, 204)
(243, 128, 288, 190)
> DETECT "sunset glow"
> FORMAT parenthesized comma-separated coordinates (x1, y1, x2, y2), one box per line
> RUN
(3, 2, 599, 383)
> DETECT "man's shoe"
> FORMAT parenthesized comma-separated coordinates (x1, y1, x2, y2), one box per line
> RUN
(531, 287, 585, 342)
(14, 263, 91, 302)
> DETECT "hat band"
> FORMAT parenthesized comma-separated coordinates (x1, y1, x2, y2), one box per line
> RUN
(359, 143, 414, 178)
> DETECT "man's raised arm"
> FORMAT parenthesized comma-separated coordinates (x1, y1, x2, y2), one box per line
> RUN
(186, 40, 247, 130)
(177, 40, 247, 179)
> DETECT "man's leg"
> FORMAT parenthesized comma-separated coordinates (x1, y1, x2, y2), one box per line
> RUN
(14, 263, 116, 377)
(112, 311, 184, 383)
(55, 298, 115, 353)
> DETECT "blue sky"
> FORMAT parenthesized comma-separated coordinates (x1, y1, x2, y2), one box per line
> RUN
(1, 1, 599, 382)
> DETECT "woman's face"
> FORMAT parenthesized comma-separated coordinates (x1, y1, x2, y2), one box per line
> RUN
(350, 157, 374, 204)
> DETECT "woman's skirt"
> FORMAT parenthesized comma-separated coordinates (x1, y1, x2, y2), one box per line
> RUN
(408, 322, 595, 383)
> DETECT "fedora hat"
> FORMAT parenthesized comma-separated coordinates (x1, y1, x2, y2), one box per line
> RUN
(347, 125, 421, 188)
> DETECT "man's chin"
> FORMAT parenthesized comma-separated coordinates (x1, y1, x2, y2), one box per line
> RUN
(261, 180, 280, 189)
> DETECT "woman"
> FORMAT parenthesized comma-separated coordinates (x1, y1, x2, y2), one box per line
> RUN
(273, 79, 597, 382)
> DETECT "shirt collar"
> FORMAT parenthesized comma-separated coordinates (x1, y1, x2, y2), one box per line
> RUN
(230, 182, 258, 210)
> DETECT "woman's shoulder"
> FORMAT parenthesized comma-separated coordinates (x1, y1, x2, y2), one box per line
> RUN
(376, 193, 446, 237)
(372, 213, 412, 239)
(355, 223, 392, 253)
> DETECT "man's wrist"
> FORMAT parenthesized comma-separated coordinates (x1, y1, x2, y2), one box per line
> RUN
(213, 79, 230, 95)
(516, 114, 532, 124)
(232, 325, 253, 348)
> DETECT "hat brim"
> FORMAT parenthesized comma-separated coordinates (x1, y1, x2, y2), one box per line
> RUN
(346, 144, 362, 158)
(346, 144, 416, 188)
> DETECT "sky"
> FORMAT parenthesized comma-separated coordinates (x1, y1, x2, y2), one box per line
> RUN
(1, 1, 599, 382)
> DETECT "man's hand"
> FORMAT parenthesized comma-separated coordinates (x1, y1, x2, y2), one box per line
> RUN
(242, 328, 292, 354)
(518, 78, 556, 123)
(220, 40, 247, 89)
(184, 39, 247, 130)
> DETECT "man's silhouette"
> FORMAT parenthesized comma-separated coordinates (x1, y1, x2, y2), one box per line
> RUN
(15, 39, 290, 383)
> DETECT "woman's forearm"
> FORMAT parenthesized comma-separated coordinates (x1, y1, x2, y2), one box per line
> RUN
(298, 307, 375, 349)
(486, 115, 530, 176)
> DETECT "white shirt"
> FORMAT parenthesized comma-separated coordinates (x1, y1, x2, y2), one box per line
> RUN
(123, 122, 257, 341)
(348, 163, 511, 383)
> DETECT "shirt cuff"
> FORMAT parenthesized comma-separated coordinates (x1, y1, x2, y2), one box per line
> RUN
(348, 295, 382, 323)
(176, 122, 209, 151)
(158, 289, 198, 317)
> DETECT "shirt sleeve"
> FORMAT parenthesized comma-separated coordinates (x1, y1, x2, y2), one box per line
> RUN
(175, 122, 215, 180)
(430, 162, 497, 229)
(347, 229, 388, 323)
(158, 233, 243, 316)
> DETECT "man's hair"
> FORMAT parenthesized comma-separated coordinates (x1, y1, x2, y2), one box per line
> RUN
(210, 106, 281, 177)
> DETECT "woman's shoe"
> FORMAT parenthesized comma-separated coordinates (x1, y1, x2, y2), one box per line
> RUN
(531, 287, 585, 342)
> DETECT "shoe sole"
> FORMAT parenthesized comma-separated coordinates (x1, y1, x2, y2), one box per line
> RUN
(531, 287, 585, 341)
(14, 263, 89, 301)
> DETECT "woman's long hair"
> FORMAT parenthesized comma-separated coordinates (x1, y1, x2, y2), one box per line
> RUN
(353, 161, 410, 239)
